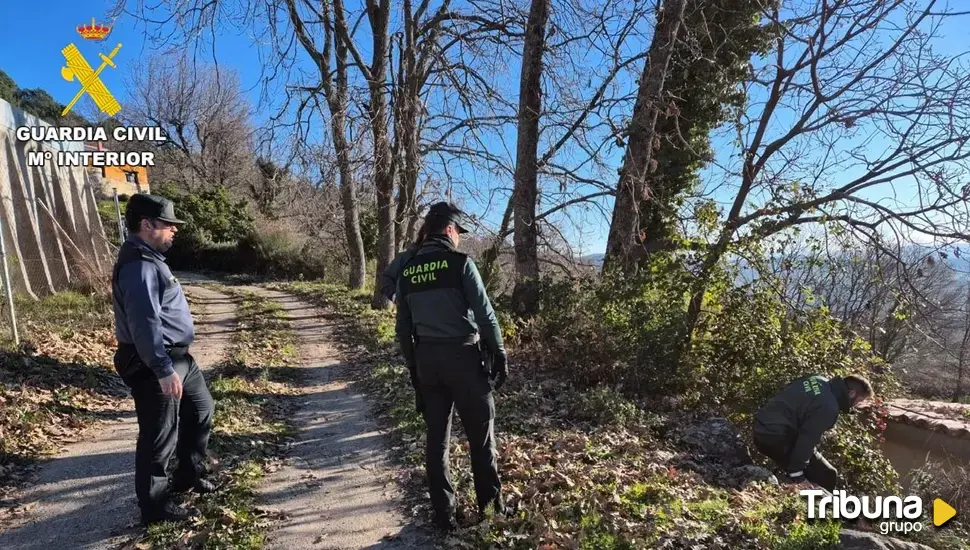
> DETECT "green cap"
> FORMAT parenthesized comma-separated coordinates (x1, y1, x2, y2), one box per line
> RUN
(126, 193, 185, 224)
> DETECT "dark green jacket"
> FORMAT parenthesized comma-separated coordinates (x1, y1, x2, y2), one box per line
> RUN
(395, 235, 504, 364)
(754, 375, 852, 473)
(381, 246, 418, 301)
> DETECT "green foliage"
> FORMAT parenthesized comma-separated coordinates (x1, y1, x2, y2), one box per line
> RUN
(358, 208, 379, 259)
(819, 410, 899, 495)
(152, 182, 253, 245)
(11, 87, 88, 126)
(637, 0, 772, 249)
(151, 183, 334, 280)
(685, 283, 900, 495)
(513, 253, 694, 393)
(776, 521, 841, 550)
(14, 291, 111, 327)
(575, 385, 650, 426)
(14, 89, 61, 121)
(577, 512, 634, 550)
(0, 69, 16, 105)
(515, 251, 901, 496)
(236, 229, 329, 281)
(688, 285, 889, 414)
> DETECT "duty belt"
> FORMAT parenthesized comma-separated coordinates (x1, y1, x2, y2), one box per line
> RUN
(416, 334, 480, 346)
(118, 342, 191, 358)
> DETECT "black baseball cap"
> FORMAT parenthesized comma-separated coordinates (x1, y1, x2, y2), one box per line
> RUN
(126, 193, 185, 224)
(426, 201, 470, 233)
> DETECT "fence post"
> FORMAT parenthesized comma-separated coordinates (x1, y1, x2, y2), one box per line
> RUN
(113, 189, 125, 241)
(0, 211, 19, 346)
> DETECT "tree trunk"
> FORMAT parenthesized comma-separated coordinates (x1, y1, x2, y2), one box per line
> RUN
(284, 0, 366, 288)
(394, 3, 422, 252)
(366, 0, 396, 310)
(603, 0, 687, 273)
(331, 1, 366, 289)
(480, 198, 515, 294)
(334, 118, 366, 289)
(511, 0, 550, 317)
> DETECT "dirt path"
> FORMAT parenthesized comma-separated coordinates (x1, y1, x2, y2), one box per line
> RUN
(0, 283, 236, 550)
(244, 287, 432, 550)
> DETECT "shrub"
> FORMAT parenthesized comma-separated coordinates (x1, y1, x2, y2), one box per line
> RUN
(688, 285, 899, 417)
(148, 184, 336, 280)
(97, 199, 126, 245)
(236, 225, 330, 281)
(511, 252, 902, 495)
(165, 240, 241, 273)
(776, 521, 841, 550)
(512, 253, 709, 394)
(151, 181, 254, 245)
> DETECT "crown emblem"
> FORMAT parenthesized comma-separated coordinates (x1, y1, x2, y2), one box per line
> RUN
(76, 18, 112, 41)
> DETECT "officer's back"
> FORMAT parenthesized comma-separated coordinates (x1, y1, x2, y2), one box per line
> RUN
(394, 201, 507, 531)
(399, 242, 498, 344)
(754, 375, 844, 443)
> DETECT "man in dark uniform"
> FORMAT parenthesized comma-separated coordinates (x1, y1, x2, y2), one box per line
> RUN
(112, 194, 215, 525)
(395, 202, 509, 531)
(753, 374, 873, 491)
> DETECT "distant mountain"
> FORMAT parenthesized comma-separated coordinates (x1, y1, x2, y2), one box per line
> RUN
(580, 253, 605, 267)
(573, 243, 970, 276)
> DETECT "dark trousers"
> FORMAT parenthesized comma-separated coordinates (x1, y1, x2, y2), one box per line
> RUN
(415, 342, 501, 520)
(114, 346, 214, 513)
(753, 432, 838, 491)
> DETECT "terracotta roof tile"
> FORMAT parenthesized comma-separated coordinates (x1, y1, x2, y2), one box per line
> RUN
(885, 399, 970, 438)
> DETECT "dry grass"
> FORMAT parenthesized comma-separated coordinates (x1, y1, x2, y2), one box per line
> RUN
(911, 460, 970, 514)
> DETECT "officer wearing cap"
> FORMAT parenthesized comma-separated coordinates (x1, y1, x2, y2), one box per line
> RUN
(395, 201, 509, 531)
(112, 193, 215, 525)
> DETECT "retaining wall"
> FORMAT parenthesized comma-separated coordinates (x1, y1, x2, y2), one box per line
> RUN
(0, 97, 111, 298)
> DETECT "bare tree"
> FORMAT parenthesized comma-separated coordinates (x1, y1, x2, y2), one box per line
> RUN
(510, 0, 551, 316)
(679, 0, 970, 351)
(125, 56, 254, 192)
(775, 239, 960, 364)
(479, 0, 657, 289)
(283, 0, 367, 289)
(326, 0, 396, 308)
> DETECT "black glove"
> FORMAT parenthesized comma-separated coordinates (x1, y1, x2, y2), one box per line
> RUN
(491, 352, 508, 390)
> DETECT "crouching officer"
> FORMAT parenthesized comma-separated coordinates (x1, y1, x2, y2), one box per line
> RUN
(753, 374, 873, 491)
(112, 194, 215, 525)
(395, 202, 509, 531)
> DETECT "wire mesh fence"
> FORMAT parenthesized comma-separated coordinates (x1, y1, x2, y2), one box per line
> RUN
(0, 139, 123, 345)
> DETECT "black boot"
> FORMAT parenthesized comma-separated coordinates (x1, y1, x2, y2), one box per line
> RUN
(172, 477, 217, 495)
(433, 514, 458, 532)
(142, 500, 192, 525)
